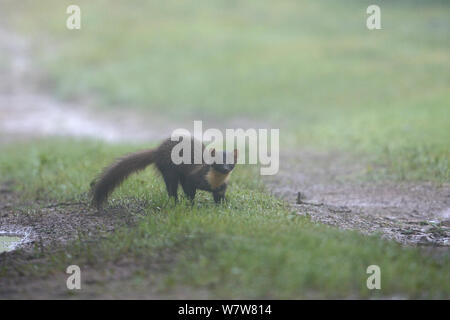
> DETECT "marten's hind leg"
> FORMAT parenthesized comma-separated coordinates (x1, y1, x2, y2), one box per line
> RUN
(161, 171, 179, 201)
(180, 176, 196, 201)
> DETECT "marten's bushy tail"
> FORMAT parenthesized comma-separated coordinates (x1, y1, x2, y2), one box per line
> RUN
(91, 149, 156, 208)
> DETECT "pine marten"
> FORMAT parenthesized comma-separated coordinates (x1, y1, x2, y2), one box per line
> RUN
(90, 137, 238, 208)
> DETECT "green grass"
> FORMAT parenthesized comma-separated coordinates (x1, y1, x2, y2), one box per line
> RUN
(4, 0, 450, 182)
(1, 140, 449, 298)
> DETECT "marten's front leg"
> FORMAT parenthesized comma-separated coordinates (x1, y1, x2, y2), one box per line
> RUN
(213, 184, 227, 203)
(162, 171, 179, 202)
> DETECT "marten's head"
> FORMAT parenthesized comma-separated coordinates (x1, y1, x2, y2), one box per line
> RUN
(210, 149, 238, 174)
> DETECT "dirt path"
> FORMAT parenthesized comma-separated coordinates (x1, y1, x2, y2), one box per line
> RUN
(266, 150, 450, 246)
(0, 25, 449, 249)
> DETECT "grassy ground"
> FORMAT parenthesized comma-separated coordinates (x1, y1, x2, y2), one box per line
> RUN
(0, 0, 449, 298)
(4, 0, 450, 182)
(1, 140, 449, 298)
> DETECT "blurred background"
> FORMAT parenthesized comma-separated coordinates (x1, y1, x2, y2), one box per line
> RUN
(1, 0, 449, 183)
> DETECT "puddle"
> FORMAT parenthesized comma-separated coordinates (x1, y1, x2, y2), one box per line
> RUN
(440, 208, 450, 220)
(0, 227, 32, 253)
(0, 233, 23, 253)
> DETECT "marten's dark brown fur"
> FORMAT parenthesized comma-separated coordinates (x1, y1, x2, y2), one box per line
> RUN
(90, 138, 237, 208)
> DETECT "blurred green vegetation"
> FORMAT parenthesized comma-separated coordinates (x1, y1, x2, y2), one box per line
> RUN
(1, 140, 448, 298)
(3, 0, 449, 182)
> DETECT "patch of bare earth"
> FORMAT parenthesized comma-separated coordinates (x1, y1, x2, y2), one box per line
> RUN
(0, 184, 138, 250)
(266, 150, 450, 246)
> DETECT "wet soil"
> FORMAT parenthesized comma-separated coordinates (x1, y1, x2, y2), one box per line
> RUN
(0, 185, 154, 299)
(266, 150, 450, 246)
(0, 183, 138, 251)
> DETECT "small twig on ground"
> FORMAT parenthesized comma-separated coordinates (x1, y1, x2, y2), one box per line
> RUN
(298, 201, 324, 207)
(296, 193, 324, 206)
(44, 202, 85, 209)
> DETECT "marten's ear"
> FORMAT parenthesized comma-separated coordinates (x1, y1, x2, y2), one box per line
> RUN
(233, 149, 238, 162)
(210, 148, 216, 157)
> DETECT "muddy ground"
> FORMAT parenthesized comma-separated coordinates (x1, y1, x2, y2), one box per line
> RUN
(0, 22, 449, 297)
(0, 183, 138, 250)
(267, 150, 450, 246)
